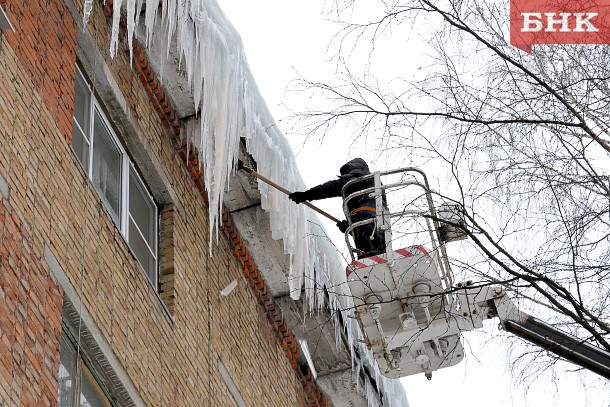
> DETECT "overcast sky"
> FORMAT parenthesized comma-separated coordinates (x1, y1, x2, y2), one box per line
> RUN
(216, 1, 609, 406)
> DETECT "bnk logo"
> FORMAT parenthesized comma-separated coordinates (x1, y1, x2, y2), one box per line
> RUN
(510, 0, 610, 53)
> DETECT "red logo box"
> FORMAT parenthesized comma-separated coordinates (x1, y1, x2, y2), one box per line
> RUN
(510, 0, 610, 53)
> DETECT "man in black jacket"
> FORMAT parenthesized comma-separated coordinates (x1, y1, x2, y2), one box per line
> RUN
(289, 158, 386, 258)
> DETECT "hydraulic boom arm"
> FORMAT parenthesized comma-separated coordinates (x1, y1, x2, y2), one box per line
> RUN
(458, 284, 610, 380)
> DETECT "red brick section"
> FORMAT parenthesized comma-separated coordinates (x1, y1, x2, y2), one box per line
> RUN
(0, 199, 64, 406)
(0, 1, 76, 406)
(97, 3, 328, 406)
(0, 0, 77, 143)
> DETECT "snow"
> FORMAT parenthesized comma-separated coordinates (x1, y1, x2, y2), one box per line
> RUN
(93, 0, 408, 405)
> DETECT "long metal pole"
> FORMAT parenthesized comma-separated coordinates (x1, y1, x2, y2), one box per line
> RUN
(238, 161, 340, 223)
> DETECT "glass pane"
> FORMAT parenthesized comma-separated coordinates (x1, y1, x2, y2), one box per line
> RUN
(129, 169, 156, 247)
(57, 337, 76, 407)
(73, 71, 91, 133)
(92, 110, 122, 225)
(79, 366, 111, 407)
(129, 219, 156, 285)
(71, 72, 91, 169)
(71, 127, 90, 170)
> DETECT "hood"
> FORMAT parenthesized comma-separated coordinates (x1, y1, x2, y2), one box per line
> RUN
(339, 158, 370, 178)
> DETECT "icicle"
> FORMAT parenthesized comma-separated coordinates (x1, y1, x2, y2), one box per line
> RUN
(109, 0, 122, 58)
(144, 0, 161, 46)
(126, 0, 136, 64)
(135, 0, 144, 24)
(83, 0, 94, 25)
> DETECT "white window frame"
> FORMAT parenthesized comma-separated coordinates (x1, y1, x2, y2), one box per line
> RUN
(127, 164, 159, 286)
(72, 66, 159, 289)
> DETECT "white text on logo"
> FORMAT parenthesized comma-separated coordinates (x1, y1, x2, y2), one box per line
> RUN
(521, 12, 599, 32)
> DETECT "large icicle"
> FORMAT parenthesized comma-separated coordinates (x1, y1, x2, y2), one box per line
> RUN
(109, 0, 123, 58)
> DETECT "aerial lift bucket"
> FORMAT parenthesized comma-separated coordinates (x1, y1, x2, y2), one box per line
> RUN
(341, 168, 467, 379)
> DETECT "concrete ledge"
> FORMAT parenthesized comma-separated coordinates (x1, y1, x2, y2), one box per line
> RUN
(276, 296, 352, 377)
(317, 369, 370, 407)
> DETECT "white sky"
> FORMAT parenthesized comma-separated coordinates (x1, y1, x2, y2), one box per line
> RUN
(216, 1, 609, 406)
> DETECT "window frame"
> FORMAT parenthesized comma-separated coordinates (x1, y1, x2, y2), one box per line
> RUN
(127, 164, 159, 287)
(71, 65, 159, 289)
(58, 330, 115, 407)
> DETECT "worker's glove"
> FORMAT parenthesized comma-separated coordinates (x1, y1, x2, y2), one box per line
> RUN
(336, 220, 349, 233)
(289, 191, 309, 204)
(236, 159, 245, 171)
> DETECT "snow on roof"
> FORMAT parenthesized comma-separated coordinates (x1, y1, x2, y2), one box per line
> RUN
(89, 0, 408, 405)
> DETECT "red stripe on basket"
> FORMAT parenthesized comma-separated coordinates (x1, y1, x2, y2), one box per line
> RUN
(395, 248, 414, 257)
(350, 261, 368, 269)
(413, 245, 430, 256)
(368, 255, 387, 264)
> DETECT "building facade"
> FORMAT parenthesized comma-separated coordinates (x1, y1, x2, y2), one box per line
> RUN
(0, 1, 406, 406)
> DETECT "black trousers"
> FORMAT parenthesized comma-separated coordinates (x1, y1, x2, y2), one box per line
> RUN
(351, 213, 386, 258)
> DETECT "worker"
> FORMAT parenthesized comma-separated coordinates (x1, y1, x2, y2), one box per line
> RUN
(289, 158, 386, 258)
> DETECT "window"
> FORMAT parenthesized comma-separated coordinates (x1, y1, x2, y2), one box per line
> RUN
(58, 335, 113, 407)
(71, 67, 158, 288)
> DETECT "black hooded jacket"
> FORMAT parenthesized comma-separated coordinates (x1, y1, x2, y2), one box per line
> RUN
(301, 158, 380, 213)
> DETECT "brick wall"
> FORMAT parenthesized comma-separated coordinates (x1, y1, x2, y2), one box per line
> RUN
(0, 1, 310, 406)
(0, 0, 74, 405)
(1, 0, 77, 143)
(0, 190, 63, 406)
